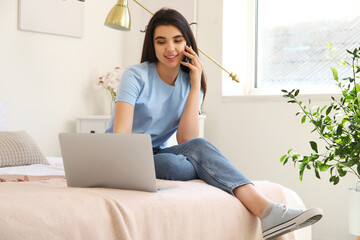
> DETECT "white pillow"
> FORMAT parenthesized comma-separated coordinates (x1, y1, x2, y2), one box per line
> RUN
(0, 102, 8, 131)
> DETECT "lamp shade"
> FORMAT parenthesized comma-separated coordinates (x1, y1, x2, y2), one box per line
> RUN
(104, 0, 131, 31)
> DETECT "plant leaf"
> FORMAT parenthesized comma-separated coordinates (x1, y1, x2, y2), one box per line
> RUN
(283, 156, 289, 165)
(301, 115, 306, 124)
(336, 125, 343, 135)
(326, 106, 333, 115)
(320, 105, 327, 113)
(310, 141, 318, 153)
(319, 164, 330, 172)
(299, 168, 305, 182)
(331, 67, 339, 81)
(330, 176, 340, 185)
(315, 168, 321, 179)
(338, 168, 347, 177)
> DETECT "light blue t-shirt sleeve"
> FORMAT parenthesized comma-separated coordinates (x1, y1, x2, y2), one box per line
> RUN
(115, 68, 143, 106)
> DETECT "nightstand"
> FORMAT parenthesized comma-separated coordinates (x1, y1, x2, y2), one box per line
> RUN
(76, 116, 111, 134)
(76, 115, 206, 146)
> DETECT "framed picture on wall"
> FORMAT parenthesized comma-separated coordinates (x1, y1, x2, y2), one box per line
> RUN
(18, 0, 85, 38)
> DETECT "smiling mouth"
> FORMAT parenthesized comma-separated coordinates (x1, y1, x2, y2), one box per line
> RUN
(165, 55, 178, 60)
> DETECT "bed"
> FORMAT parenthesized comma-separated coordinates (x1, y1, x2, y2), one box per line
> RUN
(0, 105, 311, 240)
(0, 159, 312, 240)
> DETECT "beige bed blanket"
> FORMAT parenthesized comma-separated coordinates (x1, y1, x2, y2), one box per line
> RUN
(0, 177, 310, 240)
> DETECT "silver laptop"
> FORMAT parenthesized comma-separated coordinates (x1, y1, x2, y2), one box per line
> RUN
(58, 133, 157, 192)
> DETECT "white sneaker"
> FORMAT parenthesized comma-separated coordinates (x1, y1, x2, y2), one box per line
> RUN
(260, 203, 323, 240)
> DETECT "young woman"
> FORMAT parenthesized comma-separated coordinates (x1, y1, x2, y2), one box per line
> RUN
(106, 8, 323, 239)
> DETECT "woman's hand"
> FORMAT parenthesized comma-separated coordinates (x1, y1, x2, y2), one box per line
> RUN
(177, 45, 202, 144)
(181, 45, 203, 89)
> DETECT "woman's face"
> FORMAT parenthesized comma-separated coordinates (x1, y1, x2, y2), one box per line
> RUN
(153, 24, 187, 70)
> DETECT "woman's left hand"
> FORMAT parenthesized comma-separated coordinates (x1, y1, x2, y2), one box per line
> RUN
(181, 45, 203, 90)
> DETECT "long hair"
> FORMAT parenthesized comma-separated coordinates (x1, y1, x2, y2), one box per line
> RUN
(140, 8, 207, 101)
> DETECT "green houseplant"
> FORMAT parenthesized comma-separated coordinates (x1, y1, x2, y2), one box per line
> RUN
(281, 46, 360, 235)
(281, 46, 360, 186)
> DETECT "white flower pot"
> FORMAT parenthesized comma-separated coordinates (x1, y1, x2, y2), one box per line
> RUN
(349, 182, 360, 236)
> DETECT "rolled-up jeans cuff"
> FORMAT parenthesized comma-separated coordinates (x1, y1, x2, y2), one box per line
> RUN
(229, 181, 254, 196)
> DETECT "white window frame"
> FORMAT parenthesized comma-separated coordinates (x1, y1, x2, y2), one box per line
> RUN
(222, 0, 341, 102)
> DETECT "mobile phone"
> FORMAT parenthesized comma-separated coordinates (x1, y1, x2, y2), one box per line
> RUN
(183, 44, 191, 63)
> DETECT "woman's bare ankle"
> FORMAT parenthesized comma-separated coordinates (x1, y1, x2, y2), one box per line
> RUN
(233, 184, 273, 217)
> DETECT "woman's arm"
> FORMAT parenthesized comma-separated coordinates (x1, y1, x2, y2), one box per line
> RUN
(113, 101, 135, 134)
(177, 45, 203, 144)
(177, 87, 200, 144)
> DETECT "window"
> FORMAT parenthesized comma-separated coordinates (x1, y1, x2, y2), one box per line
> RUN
(222, 0, 360, 96)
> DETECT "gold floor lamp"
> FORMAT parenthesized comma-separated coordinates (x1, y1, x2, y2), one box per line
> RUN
(104, 0, 240, 83)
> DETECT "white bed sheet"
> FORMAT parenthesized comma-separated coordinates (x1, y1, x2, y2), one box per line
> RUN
(0, 157, 65, 176)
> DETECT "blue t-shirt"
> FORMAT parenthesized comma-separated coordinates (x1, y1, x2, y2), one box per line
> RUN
(106, 62, 203, 149)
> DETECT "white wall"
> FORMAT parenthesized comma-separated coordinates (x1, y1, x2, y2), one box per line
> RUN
(0, 0, 124, 155)
(0, 0, 357, 239)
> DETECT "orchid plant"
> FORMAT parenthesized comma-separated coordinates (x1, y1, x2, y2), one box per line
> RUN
(96, 66, 122, 103)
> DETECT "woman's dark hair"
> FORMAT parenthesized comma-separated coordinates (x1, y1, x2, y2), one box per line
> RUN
(141, 8, 207, 101)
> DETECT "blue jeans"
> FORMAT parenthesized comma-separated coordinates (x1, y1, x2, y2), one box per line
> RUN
(153, 138, 252, 195)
